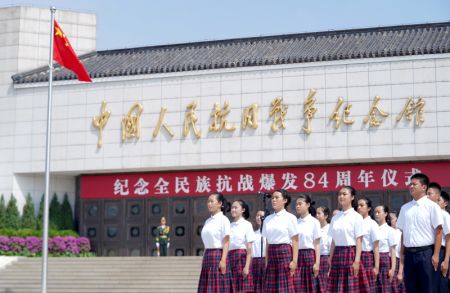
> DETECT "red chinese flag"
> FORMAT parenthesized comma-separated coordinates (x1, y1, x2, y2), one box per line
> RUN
(53, 20, 92, 82)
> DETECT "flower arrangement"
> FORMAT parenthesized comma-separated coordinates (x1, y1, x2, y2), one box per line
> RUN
(0, 235, 92, 257)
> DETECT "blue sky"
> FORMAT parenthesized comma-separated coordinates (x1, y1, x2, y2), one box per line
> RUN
(1, 0, 450, 51)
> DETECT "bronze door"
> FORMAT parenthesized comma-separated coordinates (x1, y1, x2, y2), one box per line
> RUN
(103, 199, 124, 256)
(125, 199, 145, 256)
(170, 197, 191, 256)
(80, 199, 102, 253)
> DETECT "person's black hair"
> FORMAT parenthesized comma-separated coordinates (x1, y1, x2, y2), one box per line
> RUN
(410, 173, 430, 189)
(317, 206, 331, 223)
(428, 182, 442, 193)
(297, 194, 316, 216)
(234, 200, 250, 219)
(274, 189, 291, 208)
(212, 192, 230, 213)
(441, 191, 450, 211)
(340, 185, 358, 210)
(377, 205, 391, 226)
(358, 197, 374, 218)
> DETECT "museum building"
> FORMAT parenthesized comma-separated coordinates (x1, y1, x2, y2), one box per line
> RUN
(1, 6, 450, 256)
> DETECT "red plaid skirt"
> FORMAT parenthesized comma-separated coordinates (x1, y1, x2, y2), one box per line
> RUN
(229, 249, 254, 293)
(377, 252, 393, 293)
(252, 257, 265, 293)
(264, 244, 295, 293)
(327, 246, 361, 293)
(315, 255, 329, 293)
(197, 249, 231, 293)
(360, 251, 375, 293)
(393, 257, 406, 293)
(293, 249, 317, 293)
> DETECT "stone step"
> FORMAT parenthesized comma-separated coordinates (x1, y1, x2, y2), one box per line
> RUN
(0, 256, 202, 293)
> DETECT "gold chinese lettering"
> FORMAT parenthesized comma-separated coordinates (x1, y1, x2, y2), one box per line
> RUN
(329, 97, 354, 129)
(269, 97, 288, 132)
(121, 103, 144, 141)
(209, 101, 236, 132)
(396, 97, 425, 126)
(183, 101, 202, 138)
(153, 107, 175, 138)
(303, 89, 317, 134)
(242, 103, 259, 129)
(363, 96, 389, 127)
(92, 100, 111, 148)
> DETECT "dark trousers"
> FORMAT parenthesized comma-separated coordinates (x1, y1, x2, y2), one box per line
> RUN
(159, 239, 168, 256)
(404, 246, 439, 293)
(439, 247, 450, 293)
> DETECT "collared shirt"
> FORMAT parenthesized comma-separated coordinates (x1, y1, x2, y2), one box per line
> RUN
(378, 223, 396, 253)
(442, 209, 450, 247)
(262, 209, 298, 244)
(297, 214, 321, 250)
(201, 212, 231, 249)
(328, 208, 365, 246)
(319, 224, 332, 256)
(252, 229, 266, 257)
(362, 216, 381, 252)
(394, 228, 402, 258)
(397, 196, 443, 248)
(230, 217, 256, 250)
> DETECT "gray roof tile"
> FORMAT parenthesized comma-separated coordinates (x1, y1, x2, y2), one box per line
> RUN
(11, 21, 450, 84)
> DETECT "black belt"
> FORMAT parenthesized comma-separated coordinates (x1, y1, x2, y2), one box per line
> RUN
(405, 245, 433, 253)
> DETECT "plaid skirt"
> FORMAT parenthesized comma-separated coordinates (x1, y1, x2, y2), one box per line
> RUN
(293, 249, 316, 293)
(360, 251, 375, 293)
(197, 249, 231, 293)
(264, 244, 295, 293)
(393, 257, 406, 293)
(315, 255, 329, 293)
(376, 252, 392, 293)
(229, 249, 254, 293)
(327, 246, 360, 293)
(252, 257, 265, 293)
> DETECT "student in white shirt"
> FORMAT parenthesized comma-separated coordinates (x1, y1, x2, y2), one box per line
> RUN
(294, 194, 321, 293)
(397, 173, 443, 293)
(229, 200, 256, 293)
(327, 185, 365, 293)
(252, 210, 266, 293)
(262, 189, 298, 293)
(315, 206, 332, 293)
(357, 197, 381, 293)
(374, 205, 397, 293)
(197, 192, 231, 293)
(436, 188, 450, 293)
(389, 211, 406, 293)
(439, 191, 450, 292)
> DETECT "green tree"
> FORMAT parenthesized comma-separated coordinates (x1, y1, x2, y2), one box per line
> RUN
(60, 193, 74, 230)
(0, 194, 6, 229)
(37, 194, 44, 230)
(5, 195, 20, 230)
(21, 193, 36, 229)
(49, 193, 61, 230)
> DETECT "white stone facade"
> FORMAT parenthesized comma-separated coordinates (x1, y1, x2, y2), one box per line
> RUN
(1, 6, 450, 211)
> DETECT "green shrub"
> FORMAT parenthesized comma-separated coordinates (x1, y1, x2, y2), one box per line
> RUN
(49, 193, 61, 230)
(37, 194, 44, 230)
(21, 193, 36, 229)
(0, 195, 6, 229)
(60, 193, 74, 230)
(5, 195, 20, 230)
(0, 229, 79, 237)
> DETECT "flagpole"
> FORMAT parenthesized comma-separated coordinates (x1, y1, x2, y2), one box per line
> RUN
(41, 6, 56, 293)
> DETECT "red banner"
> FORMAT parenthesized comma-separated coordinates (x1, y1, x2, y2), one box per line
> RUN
(80, 161, 450, 199)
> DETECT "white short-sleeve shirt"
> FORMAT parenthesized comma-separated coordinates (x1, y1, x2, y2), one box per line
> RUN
(394, 228, 402, 258)
(201, 212, 231, 249)
(378, 223, 397, 253)
(319, 224, 332, 256)
(328, 208, 366, 246)
(297, 214, 321, 250)
(362, 217, 381, 252)
(262, 209, 298, 244)
(442, 209, 450, 247)
(230, 218, 256, 250)
(397, 196, 443, 248)
(252, 229, 266, 257)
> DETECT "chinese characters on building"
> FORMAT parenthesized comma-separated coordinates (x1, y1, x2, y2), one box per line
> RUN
(91, 90, 426, 146)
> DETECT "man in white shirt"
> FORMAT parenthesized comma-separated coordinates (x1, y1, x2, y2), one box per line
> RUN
(397, 173, 443, 293)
